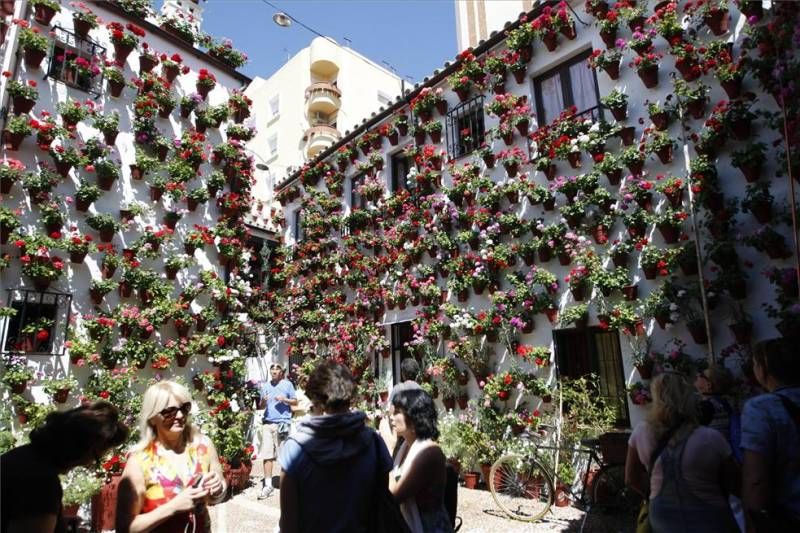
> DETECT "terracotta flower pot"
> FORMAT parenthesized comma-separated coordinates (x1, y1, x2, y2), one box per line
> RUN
(108, 79, 125, 97)
(609, 105, 627, 121)
(139, 55, 159, 74)
(3, 130, 25, 151)
(603, 62, 620, 80)
(637, 66, 658, 88)
(543, 32, 558, 52)
(12, 96, 35, 115)
(33, 4, 57, 25)
(463, 472, 479, 490)
(113, 42, 133, 63)
(688, 322, 708, 344)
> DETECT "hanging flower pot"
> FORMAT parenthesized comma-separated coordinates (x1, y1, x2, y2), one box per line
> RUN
(504, 162, 519, 178)
(538, 245, 553, 262)
(685, 99, 706, 120)
(721, 78, 742, 99)
(558, 252, 572, 266)
(69, 250, 87, 264)
(592, 225, 609, 245)
(149, 186, 164, 202)
(628, 16, 645, 32)
(89, 287, 104, 305)
(413, 130, 426, 145)
(600, 28, 617, 48)
(53, 388, 70, 404)
(196, 83, 212, 99)
(730, 120, 751, 141)
(642, 265, 658, 280)
(512, 69, 527, 84)
(567, 152, 582, 169)
(636, 360, 654, 380)
(107, 78, 125, 97)
(543, 32, 558, 52)
(602, 62, 620, 80)
(618, 126, 636, 146)
(139, 55, 159, 74)
(704, 8, 730, 36)
(687, 321, 708, 344)
(637, 65, 658, 88)
(627, 160, 644, 176)
(622, 284, 639, 301)
(102, 264, 116, 279)
(455, 88, 470, 102)
(3, 130, 25, 151)
(675, 58, 699, 81)
(33, 4, 57, 25)
(113, 42, 134, 63)
(729, 321, 752, 344)
(612, 252, 629, 268)
(609, 104, 627, 121)
(570, 284, 586, 301)
(98, 228, 115, 243)
(656, 145, 673, 164)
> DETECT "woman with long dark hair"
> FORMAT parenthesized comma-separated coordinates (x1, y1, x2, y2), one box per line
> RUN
(389, 389, 453, 533)
(1, 401, 129, 533)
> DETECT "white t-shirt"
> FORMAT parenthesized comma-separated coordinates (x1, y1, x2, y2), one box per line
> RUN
(629, 421, 732, 506)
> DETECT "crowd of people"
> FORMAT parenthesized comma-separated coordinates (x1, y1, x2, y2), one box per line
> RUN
(1, 336, 798, 533)
(625, 337, 800, 532)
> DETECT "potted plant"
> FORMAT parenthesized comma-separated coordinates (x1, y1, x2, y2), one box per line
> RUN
(3, 115, 32, 151)
(196, 68, 217, 99)
(18, 26, 49, 68)
(559, 303, 589, 329)
(647, 131, 676, 164)
(588, 48, 622, 79)
(103, 64, 126, 97)
(43, 375, 79, 404)
(731, 143, 766, 183)
(85, 213, 121, 242)
(2, 357, 34, 392)
(64, 232, 95, 263)
(631, 51, 663, 88)
(56, 100, 90, 127)
(61, 467, 103, 517)
(0, 207, 20, 244)
(620, 146, 646, 176)
(38, 200, 65, 234)
(30, 0, 60, 25)
(106, 21, 145, 62)
(49, 144, 84, 177)
(0, 159, 26, 194)
(89, 278, 118, 304)
(600, 89, 628, 121)
(71, 2, 100, 37)
(673, 79, 709, 119)
(740, 182, 772, 224)
(6, 79, 38, 115)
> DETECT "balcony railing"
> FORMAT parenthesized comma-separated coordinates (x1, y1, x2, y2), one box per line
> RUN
(305, 81, 341, 115)
(304, 124, 341, 159)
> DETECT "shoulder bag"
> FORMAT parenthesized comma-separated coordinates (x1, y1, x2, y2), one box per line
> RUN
(369, 433, 411, 533)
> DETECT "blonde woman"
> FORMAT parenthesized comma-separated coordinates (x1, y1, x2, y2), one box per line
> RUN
(625, 372, 740, 533)
(116, 381, 226, 533)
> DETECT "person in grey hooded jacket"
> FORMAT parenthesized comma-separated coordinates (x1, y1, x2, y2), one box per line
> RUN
(278, 361, 393, 533)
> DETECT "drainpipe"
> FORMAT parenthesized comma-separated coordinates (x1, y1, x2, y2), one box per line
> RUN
(776, 51, 800, 300)
(675, 91, 715, 364)
(0, 1, 27, 134)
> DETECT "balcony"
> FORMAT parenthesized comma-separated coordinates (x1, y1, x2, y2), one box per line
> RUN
(304, 124, 341, 159)
(305, 81, 341, 116)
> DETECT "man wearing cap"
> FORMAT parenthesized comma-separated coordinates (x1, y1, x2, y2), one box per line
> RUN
(257, 363, 296, 499)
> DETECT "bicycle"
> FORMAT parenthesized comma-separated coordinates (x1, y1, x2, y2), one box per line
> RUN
(489, 433, 641, 526)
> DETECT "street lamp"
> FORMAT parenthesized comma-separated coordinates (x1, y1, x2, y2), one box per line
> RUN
(272, 12, 292, 28)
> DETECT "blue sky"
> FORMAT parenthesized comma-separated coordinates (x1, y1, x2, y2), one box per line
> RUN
(182, 0, 458, 83)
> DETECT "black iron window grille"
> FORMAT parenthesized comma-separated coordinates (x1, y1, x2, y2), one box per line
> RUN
(445, 95, 485, 160)
(2, 288, 72, 356)
(47, 26, 106, 96)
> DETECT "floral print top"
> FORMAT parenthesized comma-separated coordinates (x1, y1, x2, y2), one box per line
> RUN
(131, 437, 212, 533)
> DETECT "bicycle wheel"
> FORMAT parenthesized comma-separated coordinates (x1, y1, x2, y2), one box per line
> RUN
(591, 464, 642, 513)
(489, 453, 554, 522)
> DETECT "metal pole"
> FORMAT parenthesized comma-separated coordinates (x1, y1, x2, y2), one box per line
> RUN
(675, 94, 715, 363)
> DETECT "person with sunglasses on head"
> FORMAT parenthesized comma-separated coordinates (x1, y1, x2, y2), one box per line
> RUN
(1, 400, 129, 533)
(257, 362, 297, 500)
(116, 381, 226, 533)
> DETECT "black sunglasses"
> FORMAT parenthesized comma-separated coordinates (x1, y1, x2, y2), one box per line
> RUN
(159, 402, 192, 419)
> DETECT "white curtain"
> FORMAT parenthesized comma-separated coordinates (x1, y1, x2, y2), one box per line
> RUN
(539, 73, 564, 124)
(569, 62, 599, 116)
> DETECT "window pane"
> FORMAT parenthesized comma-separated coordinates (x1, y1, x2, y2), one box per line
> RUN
(569, 62, 599, 116)
(539, 73, 564, 124)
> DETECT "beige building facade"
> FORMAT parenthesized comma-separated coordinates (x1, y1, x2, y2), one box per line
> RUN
(456, 0, 537, 50)
(245, 37, 404, 218)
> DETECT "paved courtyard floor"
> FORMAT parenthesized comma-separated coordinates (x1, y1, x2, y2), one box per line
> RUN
(208, 474, 635, 533)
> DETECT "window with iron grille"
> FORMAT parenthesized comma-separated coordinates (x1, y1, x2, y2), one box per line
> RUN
(390, 152, 412, 192)
(2, 289, 72, 356)
(292, 208, 303, 242)
(46, 26, 106, 96)
(350, 173, 367, 209)
(533, 50, 603, 124)
(445, 96, 485, 159)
